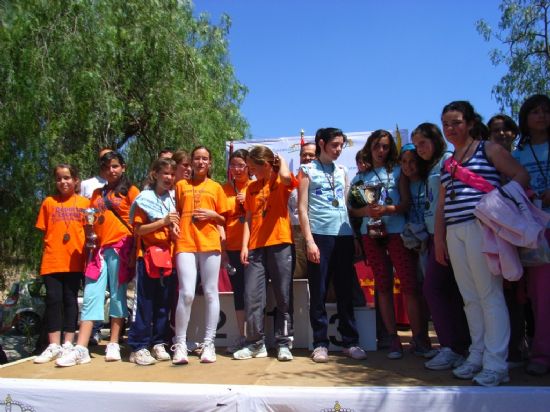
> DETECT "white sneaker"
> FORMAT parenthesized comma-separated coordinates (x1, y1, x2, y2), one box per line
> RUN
(34, 343, 62, 364)
(233, 343, 268, 360)
(129, 348, 156, 366)
(225, 336, 246, 354)
(473, 368, 510, 387)
(152, 343, 171, 361)
(343, 346, 367, 360)
(200, 342, 217, 363)
(171, 343, 188, 365)
(311, 346, 329, 363)
(425, 347, 465, 371)
(452, 360, 482, 379)
(61, 342, 74, 357)
(277, 346, 293, 361)
(105, 342, 121, 362)
(55, 345, 91, 367)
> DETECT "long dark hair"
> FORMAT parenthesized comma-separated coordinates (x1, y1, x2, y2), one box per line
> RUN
(361, 129, 398, 173)
(411, 122, 447, 173)
(442, 101, 489, 140)
(314, 127, 347, 157)
(101, 151, 132, 196)
(517, 94, 550, 149)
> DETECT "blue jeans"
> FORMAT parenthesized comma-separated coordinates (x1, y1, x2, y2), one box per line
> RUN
(128, 259, 175, 351)
(307, 234, 359, 349)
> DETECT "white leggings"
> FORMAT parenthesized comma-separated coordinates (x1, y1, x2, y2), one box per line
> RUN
(175, 252, 220, 345)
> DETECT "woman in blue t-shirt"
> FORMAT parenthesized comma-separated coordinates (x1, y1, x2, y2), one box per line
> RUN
(298, 127, 367, 363)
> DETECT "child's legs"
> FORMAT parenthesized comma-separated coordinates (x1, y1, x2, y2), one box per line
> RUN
(44, 274, 64, 343)
(307, 235, 334, 348)
(362, 235, 396, 336)
(61, 272, 82, 342)
(387, 235, 426, 340)
(105, 248, 128, 319)
(152, 270, 176, 346)
(265, 244, 293, 347)
(423, 237, 470, 354)
(227, 250, 246, 336)
(503, 280, 526, 361)
(448, 221, 509, 372)
(447, 222, 485, 364)
(526, 229, 550, 367)
(197, 251, 221, 344)
(244, 248, 267, 345)
(104, 248, 128, 343)
(128, 259, 154, 351)
(81, 260, 109, 323)
(331, 236, 360, 347)
(174, 252, 198, 344)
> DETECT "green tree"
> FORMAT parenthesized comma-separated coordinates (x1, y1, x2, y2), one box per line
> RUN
(476, 0, 550, 115)
(0, 0, 248, 274)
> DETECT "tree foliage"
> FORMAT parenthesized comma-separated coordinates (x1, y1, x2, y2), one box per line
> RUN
(0, 0, 248, 271)
(476, 0, 550, 115)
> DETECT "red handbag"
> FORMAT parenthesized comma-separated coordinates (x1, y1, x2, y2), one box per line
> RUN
(144, 246, 173, 279)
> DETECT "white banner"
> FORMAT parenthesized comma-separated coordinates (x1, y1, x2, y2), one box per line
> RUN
(226, 129, 409, 175)
(2, 378, 550, 412)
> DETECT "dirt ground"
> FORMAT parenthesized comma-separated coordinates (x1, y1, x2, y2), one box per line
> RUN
(2, 333, 549, 388)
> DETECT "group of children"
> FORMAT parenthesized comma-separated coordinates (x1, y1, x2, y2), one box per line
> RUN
(31, 95, 550, 388)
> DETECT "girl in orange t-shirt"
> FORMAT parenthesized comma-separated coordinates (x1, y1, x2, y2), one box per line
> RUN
(221, 149, 252, 353)
(56, 151, 139, 367)
(233, 146, 297, 362)
(34, 164, 89, 364)
(173, 146, 228, 365)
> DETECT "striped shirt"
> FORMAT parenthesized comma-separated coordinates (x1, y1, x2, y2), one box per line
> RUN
(440, 141, 500, 226)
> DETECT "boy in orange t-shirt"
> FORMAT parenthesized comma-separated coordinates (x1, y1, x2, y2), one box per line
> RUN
(234, 146, 297, 362)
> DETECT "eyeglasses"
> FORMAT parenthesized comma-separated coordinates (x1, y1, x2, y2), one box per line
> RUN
(229, 164, 247, 170)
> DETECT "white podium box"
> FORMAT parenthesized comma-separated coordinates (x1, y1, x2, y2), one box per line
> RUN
(265, 278, 311, 349)
(185, 279, 376, 352)
(185, 292, 238, 348)
(306, 304, 377, 352)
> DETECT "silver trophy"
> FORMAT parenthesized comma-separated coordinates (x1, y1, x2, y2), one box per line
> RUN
(362, 183, 387, 238)
(348, 182, 387, 238)
(82, 208, 98, 260)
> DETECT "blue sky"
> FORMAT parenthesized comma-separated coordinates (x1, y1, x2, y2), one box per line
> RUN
(193, 1, 506, 140)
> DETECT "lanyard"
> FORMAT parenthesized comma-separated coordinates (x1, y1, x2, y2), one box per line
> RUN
(319, 161, 340, 207)
(528, 142, 550, 188)
(371, 167, 393, 205)
(232, 179, 246, 222)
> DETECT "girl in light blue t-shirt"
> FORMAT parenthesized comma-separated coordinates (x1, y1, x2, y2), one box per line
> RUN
(298, 127, 366, 363)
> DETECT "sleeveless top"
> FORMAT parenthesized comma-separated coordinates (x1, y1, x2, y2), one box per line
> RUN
(300, 159, 353, 236)
(440, 141, 500, 226)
